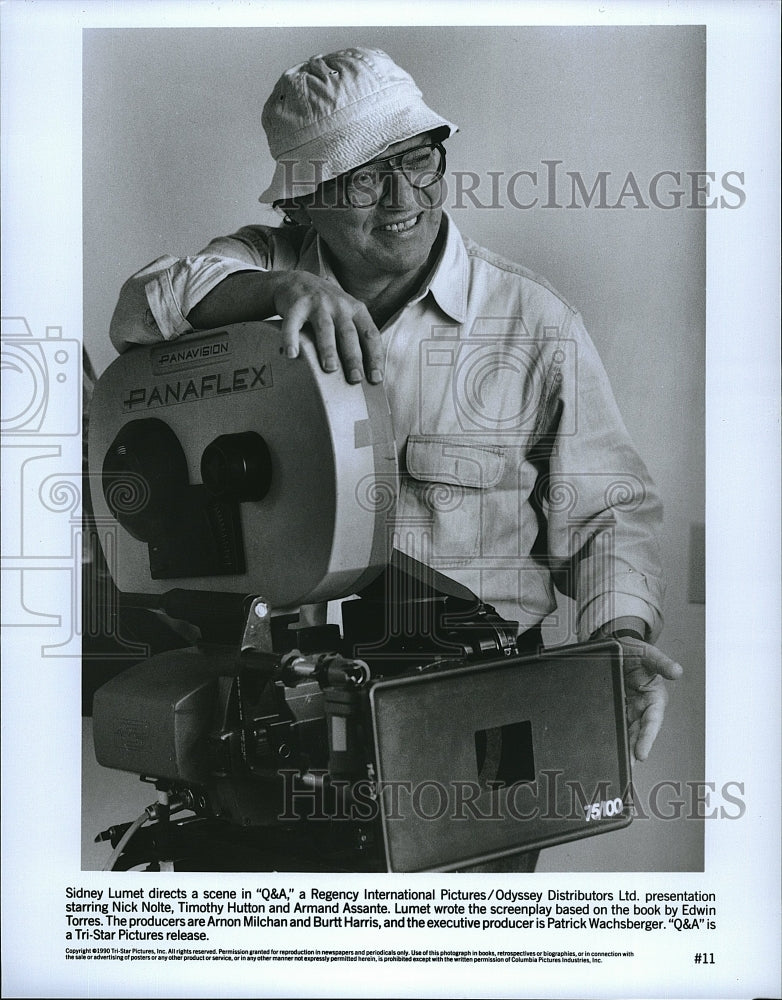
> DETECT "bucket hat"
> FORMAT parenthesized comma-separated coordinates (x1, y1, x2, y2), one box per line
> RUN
(259, 47, 458, 203)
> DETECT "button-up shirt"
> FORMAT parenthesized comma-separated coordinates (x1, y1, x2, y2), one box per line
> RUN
(110, 213, 665, 641)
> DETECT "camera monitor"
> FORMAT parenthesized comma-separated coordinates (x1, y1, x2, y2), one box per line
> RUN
(370, 640, 631, 872)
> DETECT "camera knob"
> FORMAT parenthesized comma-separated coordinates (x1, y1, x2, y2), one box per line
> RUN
(201, 432, 272, 502)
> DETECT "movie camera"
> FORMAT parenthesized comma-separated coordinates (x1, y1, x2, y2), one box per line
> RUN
(88, 322, 632, 872)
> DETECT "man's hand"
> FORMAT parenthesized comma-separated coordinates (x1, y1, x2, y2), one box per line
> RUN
(270, 272, 384, 384)
(187, 270, 385, 384)
(618, 637, 684, 764)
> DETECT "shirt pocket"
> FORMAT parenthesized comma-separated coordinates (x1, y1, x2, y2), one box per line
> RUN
(401, 436, 506, 562)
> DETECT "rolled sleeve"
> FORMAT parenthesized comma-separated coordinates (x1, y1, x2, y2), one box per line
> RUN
(580, 594, 662, 645)
(110, 228, 275, 352)
(144, 253, 265, 340)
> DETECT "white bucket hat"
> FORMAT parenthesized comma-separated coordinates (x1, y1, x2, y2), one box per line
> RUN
(259, 47, 458, 204)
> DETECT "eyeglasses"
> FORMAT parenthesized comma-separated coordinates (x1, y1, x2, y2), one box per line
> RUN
(340, 142, 446, 208)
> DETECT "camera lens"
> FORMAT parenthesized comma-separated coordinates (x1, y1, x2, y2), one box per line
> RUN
(201, 432, 272, 502)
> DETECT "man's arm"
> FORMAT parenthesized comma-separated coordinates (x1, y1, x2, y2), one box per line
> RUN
(541, 312, 665, 642)
(539, 312, 682, 760)
(109, 231, 270, 353)
(109, 228, 385, 383)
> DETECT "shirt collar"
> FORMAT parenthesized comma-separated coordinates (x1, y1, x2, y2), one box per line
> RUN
(296, 227, 337, 282)
(424, 211, 468, 323)
(296, 211, 468, 324)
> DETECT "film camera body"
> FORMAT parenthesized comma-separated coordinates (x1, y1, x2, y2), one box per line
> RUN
(88, 322, 632, 872)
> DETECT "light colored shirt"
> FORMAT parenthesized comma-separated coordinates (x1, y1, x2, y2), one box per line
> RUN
(110, 214, 665, 641)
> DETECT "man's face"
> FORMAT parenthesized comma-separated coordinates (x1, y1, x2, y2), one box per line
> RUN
(298, 133, 445, 288)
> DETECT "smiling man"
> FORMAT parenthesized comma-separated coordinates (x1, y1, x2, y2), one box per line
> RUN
(109, 47, 682, 870)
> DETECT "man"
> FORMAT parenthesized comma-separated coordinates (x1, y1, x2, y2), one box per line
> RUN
(109, 46, 682, 799)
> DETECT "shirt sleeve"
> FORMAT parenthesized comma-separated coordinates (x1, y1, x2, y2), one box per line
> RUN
(537, 312, 665, 643)
(109, 227, 277, 353)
